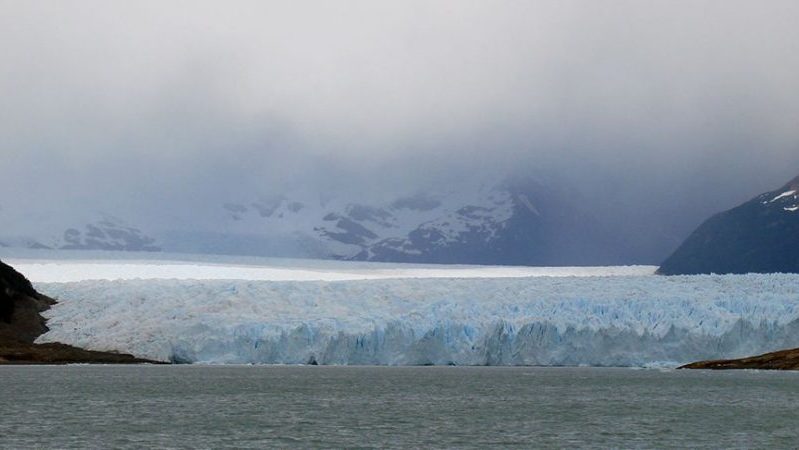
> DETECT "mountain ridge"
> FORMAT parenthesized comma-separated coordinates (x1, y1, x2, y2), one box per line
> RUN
(658, 173, 799, 275)
(0, 177, 633, 266)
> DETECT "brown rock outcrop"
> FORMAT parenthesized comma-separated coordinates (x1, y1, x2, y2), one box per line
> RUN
(680, 347, 799, 370)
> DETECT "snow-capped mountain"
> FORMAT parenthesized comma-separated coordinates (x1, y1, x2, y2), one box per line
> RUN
(205, 177, 624, 265)
(658, 174, 799, 275)
(0, 212, 160, 252)
(0, 176, 625, 265)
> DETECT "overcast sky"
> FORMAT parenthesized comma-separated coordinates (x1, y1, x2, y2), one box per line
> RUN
(2, 0, 799, 232)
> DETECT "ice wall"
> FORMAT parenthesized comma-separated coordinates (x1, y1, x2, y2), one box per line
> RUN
(36, 274, 799, 366)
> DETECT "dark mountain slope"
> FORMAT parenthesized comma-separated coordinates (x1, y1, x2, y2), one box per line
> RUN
(658, 175, 799, 275)
(0, 260, 55, 344)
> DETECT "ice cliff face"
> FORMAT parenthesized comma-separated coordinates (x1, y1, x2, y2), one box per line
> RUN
(35, 274, 799, 366)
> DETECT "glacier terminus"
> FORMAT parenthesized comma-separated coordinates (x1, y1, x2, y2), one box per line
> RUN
(22, 257, 799, 368)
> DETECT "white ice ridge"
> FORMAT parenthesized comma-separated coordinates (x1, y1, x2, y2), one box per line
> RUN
(8, 259, 655, 283)
(36, 274, 799, 367)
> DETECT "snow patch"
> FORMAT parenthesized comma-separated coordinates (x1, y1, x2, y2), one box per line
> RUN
(770, 190, 797, 203)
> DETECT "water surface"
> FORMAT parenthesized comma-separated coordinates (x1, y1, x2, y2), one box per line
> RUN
(0, 366, 796, 448)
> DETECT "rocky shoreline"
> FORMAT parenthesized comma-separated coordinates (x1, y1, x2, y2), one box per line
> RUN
(0, 341, 158, 364)
(0, 259, 159, 365)
(680, 347, 799, 370)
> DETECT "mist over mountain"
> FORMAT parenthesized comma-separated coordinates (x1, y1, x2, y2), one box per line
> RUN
(2, 1, 798, 264)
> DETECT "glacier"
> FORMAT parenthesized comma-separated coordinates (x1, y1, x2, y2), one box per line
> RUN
(7, 255, 655, 283)
(34, 272, 799, 367)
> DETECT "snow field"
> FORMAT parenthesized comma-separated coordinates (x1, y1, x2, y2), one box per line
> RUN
(9, 259, 656, 283)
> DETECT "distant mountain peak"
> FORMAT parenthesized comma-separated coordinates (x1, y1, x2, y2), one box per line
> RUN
(197, 176, 627, 265)
(0, 175, 633, 265)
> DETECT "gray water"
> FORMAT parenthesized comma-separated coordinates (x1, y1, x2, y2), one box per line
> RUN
(0, 366, 797, 449)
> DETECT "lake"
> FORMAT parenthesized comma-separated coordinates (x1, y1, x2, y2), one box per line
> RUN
(1, 366, 797, 448)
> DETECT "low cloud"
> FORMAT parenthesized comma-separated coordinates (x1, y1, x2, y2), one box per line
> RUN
(1, 0, 798, 250)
